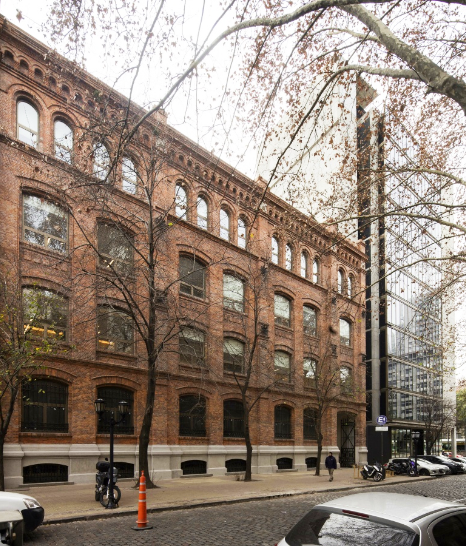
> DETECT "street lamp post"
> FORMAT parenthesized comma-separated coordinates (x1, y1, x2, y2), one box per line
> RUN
(412, 431, 421, 477)
(94, 398, 129, 509)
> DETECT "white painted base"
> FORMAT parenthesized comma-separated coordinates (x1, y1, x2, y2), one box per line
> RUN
(4, 443, 368, 488)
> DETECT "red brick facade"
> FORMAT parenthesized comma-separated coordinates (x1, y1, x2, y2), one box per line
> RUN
(0, 17, 367, 487)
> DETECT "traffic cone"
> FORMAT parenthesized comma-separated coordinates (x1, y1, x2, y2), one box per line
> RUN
(132, 470, 153, 531)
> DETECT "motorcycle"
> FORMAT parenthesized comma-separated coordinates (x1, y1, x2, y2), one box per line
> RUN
(385, 460, 409, 475)
(361, 461, 386, 482)
(95, 459, 121, 507)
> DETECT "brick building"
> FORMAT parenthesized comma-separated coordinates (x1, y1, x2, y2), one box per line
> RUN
(0, 16, 367, 488)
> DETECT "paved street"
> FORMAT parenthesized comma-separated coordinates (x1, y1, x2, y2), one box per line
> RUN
(25, 475, 466, 545)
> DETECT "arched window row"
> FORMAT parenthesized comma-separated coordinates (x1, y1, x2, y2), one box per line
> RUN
(337, 267, 356, 298)
(15, 99, 138, 193)
(270, 235, 320, 283)
(21, 380, 134, 434)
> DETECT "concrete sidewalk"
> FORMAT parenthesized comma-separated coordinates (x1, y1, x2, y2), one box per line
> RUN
(10, 468, 431, 525)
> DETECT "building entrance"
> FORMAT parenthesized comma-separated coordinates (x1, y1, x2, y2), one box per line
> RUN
(339, 416, 355, 467)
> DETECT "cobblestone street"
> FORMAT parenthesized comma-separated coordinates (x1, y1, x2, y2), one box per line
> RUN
(24, 475, 466, 546)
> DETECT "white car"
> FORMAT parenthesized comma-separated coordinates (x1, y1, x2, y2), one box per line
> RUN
(276, 492, 466, 546)
(0, 492, 44, 532)
(388, 457, 450, 476)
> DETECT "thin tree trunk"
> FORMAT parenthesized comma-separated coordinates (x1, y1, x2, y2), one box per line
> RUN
(244, 414, 253, 481)
(138, 359, 158, 489)
(315, 432, 323, 477)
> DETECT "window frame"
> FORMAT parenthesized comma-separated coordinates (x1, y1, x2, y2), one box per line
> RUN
(223, 273, 244, 312)
(274, 350, 291, 382)
(303, 358, 317, 388)
(219, 208, 230, 241)
(93, 142, 111, 181)
(179, 327, 206, 367)
(340, 366, 353, 395)
(338, 269, 345, 294)
(223, 337, 245, 374)
(97, 386, 134, 434)
(54, 119, 73, 163)
(122, 156, 137, 195)
(312, 258, 319, 283)
(23, 287, 68, 341)
(237, 216, 247, 249)
(274, 405, 292, 439)
(179, 255, 206, 299)
(223, 399, 245, 438)
(97, 222, 134, 273)
(97, 306, 134, 354)
(196, 196, 208, 230)
(347, 275, 354, 297)
(271, 236, 279, 264)
(21, 379, 69, 433)
(22, 194, 68, 253)
(274, 293, 291, 328)
(285, 244, 293, 271)
(303, 407, 318, 440)
(175, 183, 188, 218)
(179, 394, 207, 437)
(300, 251, 308, 278)
(340, 318, 352, 346)
(303, 305, 317, 336)
(17, 100, 39, 148)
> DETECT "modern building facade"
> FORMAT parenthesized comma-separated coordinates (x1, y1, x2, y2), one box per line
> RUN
(0, 16, 367, 488)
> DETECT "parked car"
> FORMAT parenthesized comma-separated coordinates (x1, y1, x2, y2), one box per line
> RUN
(449, 456, 466, 468)
(276, 492, 466, 546)
(388, 457, 449, 477)
(418, 455, 464, 475)
(0, 510, 23, 546)
(0, 492, 44, 533)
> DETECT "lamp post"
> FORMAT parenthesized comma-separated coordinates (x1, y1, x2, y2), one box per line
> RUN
(412, 431, 421, 477)
(94, 398, 129, 508)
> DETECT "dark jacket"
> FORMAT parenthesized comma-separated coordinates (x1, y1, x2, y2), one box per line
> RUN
(325, 455, 337, 469)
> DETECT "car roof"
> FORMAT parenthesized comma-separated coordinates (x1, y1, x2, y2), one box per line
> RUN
(316, 493, 463, 522)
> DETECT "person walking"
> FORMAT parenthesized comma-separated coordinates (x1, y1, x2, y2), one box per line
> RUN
(325, 452, 337, 482)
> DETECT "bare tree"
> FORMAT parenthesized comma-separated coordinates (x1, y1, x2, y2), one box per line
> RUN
(422, 397, 456, 455)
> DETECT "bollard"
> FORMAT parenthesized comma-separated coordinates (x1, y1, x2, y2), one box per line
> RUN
(132, 470, 153, 531)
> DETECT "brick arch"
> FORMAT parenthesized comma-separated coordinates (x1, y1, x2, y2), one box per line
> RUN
(36, 367, 77, 383)
(175, 385, 213, 397)
(176, 245, 212, 265)
(21, 276, 70, 299)
(91, 375, 140, 390)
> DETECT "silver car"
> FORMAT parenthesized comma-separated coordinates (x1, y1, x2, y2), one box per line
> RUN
(276, 492, 466, 545)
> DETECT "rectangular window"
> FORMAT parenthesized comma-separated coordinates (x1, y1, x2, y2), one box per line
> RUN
(303, 306, 317, 336)
(274, 351, 291, 382)
(179, 256, 206, 299)
(179, 328, 205, 366)
(340, 318, 351, 346)
(223, 338, 245, 374)
(303, 358, 317, 388)
(97, 307, 134, 354)
(23, 194, 68, 253)
(97, 223, 133, 273)
(23, 288, 68, 341)
(22, 380, 68, 433)
(223, 274, 244, 312)
(274, 294, 291, 327)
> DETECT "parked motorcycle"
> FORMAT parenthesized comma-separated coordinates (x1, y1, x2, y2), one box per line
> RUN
(385, 460, 409, 475)
(361, 462, 386, 482)
(95, 459, 121, 507)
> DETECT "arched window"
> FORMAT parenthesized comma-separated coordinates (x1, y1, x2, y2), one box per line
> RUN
(340, 318, 351, 346)
(197, 196, 208, 230)
(97, 386, 134, 434)
(223, 338, 245, 374)
(122, 157, 137, 194)
(303, 358, 317, 388)
(179, 327, 205, 366)
(22, 379, 68, 432)
(54, 120, 73, 163)
(274, 294, 291, 327)
(271, 236, 279, 264)
(220, 209, 230, 241)
(274, 350, 291, 382)
(274, 405, 292, 439)
(300, 252, 308, 278)
(223, 400, 245, 438)
(97, 307, 134, 354)
(312, 258, 319, 283)
(285, 244, 293, 270)
(338, 269, 344, 294)
(19, 59, 29, 74)
(223, 273, 244, 312)
(2, 50, 14, 66)
(303, 408, 318, 440)
(238, 217, 247, 249)
(347, 275, 353, 297)
(17, 100, 39, 147)
(175, 183, 187, 218)
(93, 142, 110, 181)
(97, 223, 133, 273)
(340, 366, 353, 394)
(179, 255, 206, 299)
(303, 306, 317, 336)
(179, 394, 206, 436)
(23, 194, 68, 252)
(23, 287, 68, 341)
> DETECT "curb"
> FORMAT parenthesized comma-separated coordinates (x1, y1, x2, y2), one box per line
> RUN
(42, 475, 433, 526)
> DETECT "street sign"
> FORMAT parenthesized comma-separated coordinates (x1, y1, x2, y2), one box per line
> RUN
(376, 415, 387, 425)
(376, 426, 388, 432)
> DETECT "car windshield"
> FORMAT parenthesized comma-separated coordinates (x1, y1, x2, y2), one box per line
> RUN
(285, 510, 418, 546)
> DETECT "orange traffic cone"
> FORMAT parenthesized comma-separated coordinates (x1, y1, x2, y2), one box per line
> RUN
(132, 470, 153, 531)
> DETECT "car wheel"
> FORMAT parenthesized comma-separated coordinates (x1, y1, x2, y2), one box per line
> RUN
(418, 469, 429, 476)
